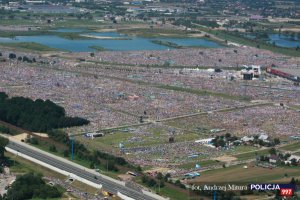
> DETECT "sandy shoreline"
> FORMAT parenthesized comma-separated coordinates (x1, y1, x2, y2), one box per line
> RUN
(80, 34, 129, 40)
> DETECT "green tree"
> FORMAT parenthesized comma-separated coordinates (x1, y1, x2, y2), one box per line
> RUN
(49, 145, 57, 152)
(269, 148, 276, 155)
(5, 173, 62, 200)
(63, 150, 69, 157)
(156, 172, 163, 180)
(273, 138, 280, 145)
(0, 136, 9, 160)
(148, 179, 156, 187)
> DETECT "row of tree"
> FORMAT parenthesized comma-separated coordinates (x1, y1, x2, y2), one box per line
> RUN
(0, 92, 89, 132)
(45, 129, 135, 172)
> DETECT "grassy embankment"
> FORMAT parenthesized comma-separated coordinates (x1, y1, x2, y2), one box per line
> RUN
(209, 29, 300, 57)
(0, 42, 59, 52)
(279, 141, 300, 151)
(151, 40, 183, 48)
(89, 45, 108, 51)
(191, 164, 300, 183)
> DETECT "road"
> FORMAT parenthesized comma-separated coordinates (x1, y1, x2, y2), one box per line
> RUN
(6, 141, 161, 200)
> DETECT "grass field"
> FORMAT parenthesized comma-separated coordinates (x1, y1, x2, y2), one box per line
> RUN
(178, 160, 222, 170)
(157, 186, 189, 200)
(89, 45, 108, 51)
(0, 42, 60, 52)
(77, 128, 200, 151)
(234, 149, 269, 161)
(118, 28, 192, 38)
(0, 19, 38, 26)
(279, 142, 300, 151)
(7, 152, 66, 179)
(227, 145, 258, 155)
(190, 164, 300, 183)
(135, 176, 189, 200)
(0, 30, 49, 37)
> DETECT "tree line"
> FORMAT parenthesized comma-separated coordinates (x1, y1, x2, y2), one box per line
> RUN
(0, 92, 89, 132)
(46, 129, 136, 172)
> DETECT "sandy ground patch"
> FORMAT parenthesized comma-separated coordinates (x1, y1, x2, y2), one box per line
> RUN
(32, 132, 49, 138)
(274, 28, 300, 32)
(269, 18, 300, 23)
(214, 155, 237, 162)
(94, 29, 117, 32)
(11, 133, 28, 141)
(188, 33, 206, 37)
(145, 167, 174, 174)
(118, 174, 133, 181)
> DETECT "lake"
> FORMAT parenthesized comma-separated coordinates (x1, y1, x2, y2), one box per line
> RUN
(242, 33, 300, 48)
(268, 34, 300, 48)
(0, 29, 222, 52)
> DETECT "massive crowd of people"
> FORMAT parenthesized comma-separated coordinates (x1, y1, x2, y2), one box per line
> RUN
(68, 46, 300, 68)
(0, 47, 299, 173)
(168, 106, 300, 137)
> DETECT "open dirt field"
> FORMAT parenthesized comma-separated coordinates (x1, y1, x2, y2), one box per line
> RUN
(213, 155, 237, 163)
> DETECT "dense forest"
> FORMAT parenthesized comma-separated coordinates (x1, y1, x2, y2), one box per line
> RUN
(2, 173, 63, 200)
(0, 92, 89, 132)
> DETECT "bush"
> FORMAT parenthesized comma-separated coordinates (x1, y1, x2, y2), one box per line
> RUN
(63, 150, 69, 157)
(107, 160, 118, 172)
(0, 126, 10, 134)
(49, 145, 57, 152)
(9, 53, 16, 59)
(27, 137, 39, 145)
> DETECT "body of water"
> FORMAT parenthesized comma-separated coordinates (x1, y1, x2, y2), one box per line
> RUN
(242, 33, 300, 48)
(268, 34, 300, 48)
(0, 29, 222, 52)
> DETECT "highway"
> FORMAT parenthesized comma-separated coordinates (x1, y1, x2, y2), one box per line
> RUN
(7, 141, 160, 200)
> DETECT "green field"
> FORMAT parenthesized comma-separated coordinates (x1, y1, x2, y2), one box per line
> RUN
(228, 145, 258, 154)
(77, 128, 200, 151)
(279, 142, 300, 151)
(0, 42, 60, 52)
(151, 40, 183, 48)
(118, 28, 192, 38)
(136, 177, 189, 200)
(89, 45, 108, 51)
(190, 164, 300, 183)
(7, 152, 66, 179)
(178, 159, 222, 170)
(234, 149, 269, 161)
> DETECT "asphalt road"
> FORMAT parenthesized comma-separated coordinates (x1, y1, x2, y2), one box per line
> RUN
(7, 141, 158, 200)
